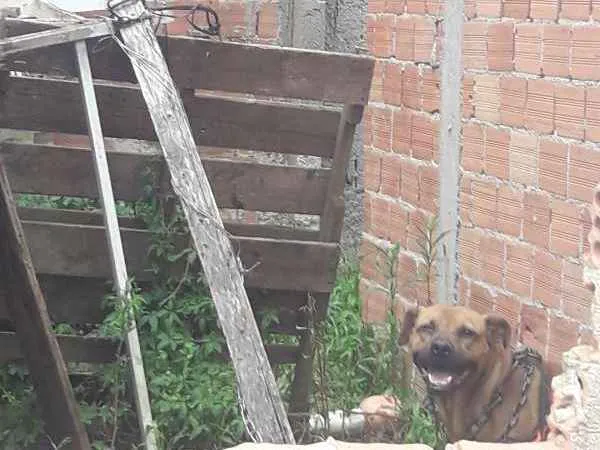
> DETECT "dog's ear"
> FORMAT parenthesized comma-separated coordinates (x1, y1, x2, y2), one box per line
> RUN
(484, 314, 511, 349)
(398, 307, 419, 345)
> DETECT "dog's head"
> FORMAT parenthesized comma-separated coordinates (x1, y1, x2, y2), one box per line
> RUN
(399, 304, 511, 392)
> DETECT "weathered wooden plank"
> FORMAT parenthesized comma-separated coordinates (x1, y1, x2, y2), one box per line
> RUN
(0, 20, 112, 57)
(1, 142, 330, 214)
(0, 332, 300, 365)
(0, 274, 311, 332)
(4, 18, 374, 105)
(16, 207, 319, 241)
(319, 105, 364, 242)
(115, 0, 294, 442)
(20, 221, 338, 292)
(0, 162, 91, 449)
(0, 75, 339, 157)
(75, 39, 156, 450)
(0, 332, 119, 365)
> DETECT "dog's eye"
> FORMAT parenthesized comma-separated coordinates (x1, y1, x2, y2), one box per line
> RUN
(417, 322, 435, 333)
(459, 327, 476, 337)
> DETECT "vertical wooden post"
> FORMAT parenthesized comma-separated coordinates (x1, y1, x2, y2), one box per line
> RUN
(74, 40, 157, 449)
(111, 0, 295, 443)
(0, 161, 91, 449)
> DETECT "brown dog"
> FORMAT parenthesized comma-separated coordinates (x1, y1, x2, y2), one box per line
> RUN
(399, 304, 549, 443)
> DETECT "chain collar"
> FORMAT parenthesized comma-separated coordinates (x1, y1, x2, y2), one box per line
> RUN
(422, 346, 545, 443)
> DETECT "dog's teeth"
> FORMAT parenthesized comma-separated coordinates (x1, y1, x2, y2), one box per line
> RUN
(428, 373, 453, 385)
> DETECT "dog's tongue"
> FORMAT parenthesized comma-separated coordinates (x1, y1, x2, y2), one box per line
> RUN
(428, 372, 453, 386)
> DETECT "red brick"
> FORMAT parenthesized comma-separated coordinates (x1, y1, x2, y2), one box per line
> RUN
(364, 108, 373, 146)
(568, 144, 600, 203)
(381, 153, 402, 197)
(462, 122, 485, 173)
(383, 62, 403, 106)
(464, 0, 477, 17)
(497, 184, 524, 237)
(368, 0, 387, 13)
(361, 279, 391, 322)
(385, 0, 406, 13)
(418, 165, 439, 213)
(370, 60, 385, 103)
(520, 305, 549, 357)
(533, 249, 562, 309)
(166, 17, 190, 35)
(562, 260, 592, 323)
(395, 16, 415, 61)
(367, 15, 395, 58)
(364, 192, 373, 231)
(509, 132, 538, 186)
(542, 25, 571, 78)
(360, 239, 387, 286)
(458, 277, 470, 306)
(372, 196, 391, 241)
(219, 2, 247, 38)
(515, 24, 543, 75)
(406, 208, 428, 253)
(481, 235, 505, 287)
(539, 138, 568, 197)
(52, 133, 89, 148)
(531, 0, 559, 18)
(571, 27, 600, 81)
(460, 176, 474, 226)
(471, 179, 497, 230)
(406, 0, 426, 13)
(474, 75, 501, 123)
(550, 199, 581, 257)
(495, 293, 522, 342)
(585, 86, 600, 142)
(485, 127, 510, 179)
(504, 0, 531, 18)
(402, 65, 421, 110)
(500, 77, 527, 128)
(469, 283, 495, 314)
(257, 2, 278, 39)
(364, 149, 382, 192)
(393, 109, 413, 155)
(477, 0, 502, 16)
(582, 205, 592, 257)
(372, 107, 393, 151)
(390, 202, 409, 246)
(463, 22, 488, 69)
(426, 0, 442, 14)
(414, 16, 436, 63)
(506, 242, 533, 297)
(411, 114, 437, 161)
(548, 316, 579, 376)
(488, 23, 515, 71)
(401, 160, 420, 206)
(463, 74, 475, 118)
(398, 252, 419, 300)
(526, 79, 554, 134)
(459, 227, 482, 279)
(554, 85, 585, 140)
(421, 67, 440, 113)
(524, 191, 551, 248)
(579, 328, 597, 348)
(594, 1, 600, 21)
(560, 0, 592, 20)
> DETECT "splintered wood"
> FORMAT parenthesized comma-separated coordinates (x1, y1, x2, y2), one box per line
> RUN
(112, 0, 295, 443)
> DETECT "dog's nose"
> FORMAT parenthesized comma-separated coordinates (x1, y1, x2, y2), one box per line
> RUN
(431, 340, 452, 357)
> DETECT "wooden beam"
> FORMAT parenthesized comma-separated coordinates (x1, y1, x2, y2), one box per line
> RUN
(75, 39, 157, 449)
(319, 104, 364, 242)
(0, 162, 91, 449)
(4, 19, 375, 104)
(0, 332, 300, 366)
(0, 75, 339, 157)
(113, 0, 294, 442)
(0, 20, 112, 57)
(20, 220, 339, 292)
(15, 207, 320, 241)
(1, 141, 330, 214)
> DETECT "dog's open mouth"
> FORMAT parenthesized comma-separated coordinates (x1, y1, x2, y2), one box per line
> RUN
(424, 369, 470, 391)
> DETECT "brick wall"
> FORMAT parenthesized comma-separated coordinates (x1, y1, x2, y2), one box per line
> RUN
(361, 0, 597, 375)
